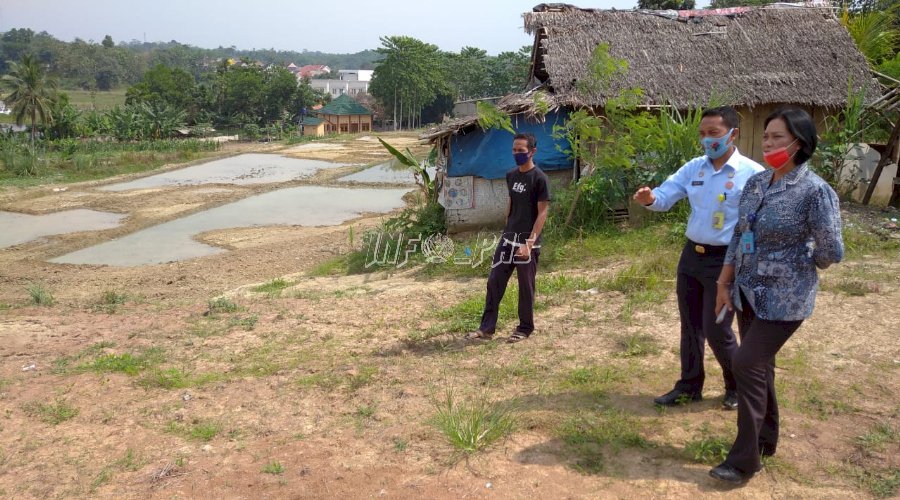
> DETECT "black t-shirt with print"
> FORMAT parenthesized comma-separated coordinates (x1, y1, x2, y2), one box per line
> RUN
(504, 166, 551, 244)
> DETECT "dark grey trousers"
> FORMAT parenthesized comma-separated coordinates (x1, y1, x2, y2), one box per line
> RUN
(479, 239, 540, 335)
(725, 293, 803, 474)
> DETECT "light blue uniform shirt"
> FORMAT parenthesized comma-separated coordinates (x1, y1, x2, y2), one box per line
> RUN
(645, 149, 764, 246)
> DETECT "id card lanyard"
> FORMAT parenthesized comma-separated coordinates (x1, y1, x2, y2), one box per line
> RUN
(711, 165, 735, 230)
(713, 193, 726, 230)
(741, 183, 768, 254)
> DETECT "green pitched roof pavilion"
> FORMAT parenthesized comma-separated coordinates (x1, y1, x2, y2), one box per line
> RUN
(316, 94, 372, 116)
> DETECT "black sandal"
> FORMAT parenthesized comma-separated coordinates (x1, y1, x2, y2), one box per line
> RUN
(464, 330, 493, 341)
(507, 331, 530, 344)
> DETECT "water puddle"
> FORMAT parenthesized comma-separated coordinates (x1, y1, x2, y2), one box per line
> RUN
(339, 159, 436, 185)
(0, 209, 125, 248)
(99, 154, 347, 191)
(51, 186, 409, 266)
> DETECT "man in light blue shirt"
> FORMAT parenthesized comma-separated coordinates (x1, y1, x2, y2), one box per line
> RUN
(633, 106, 764, 409)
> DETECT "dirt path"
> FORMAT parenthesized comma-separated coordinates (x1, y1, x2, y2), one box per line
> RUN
(0, 134, 897, 499)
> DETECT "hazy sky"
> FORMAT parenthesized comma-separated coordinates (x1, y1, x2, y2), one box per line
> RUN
(1, 0, 636, 55)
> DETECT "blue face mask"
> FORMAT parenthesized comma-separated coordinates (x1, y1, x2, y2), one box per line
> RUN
(513, 152, 531, 166)
(701, 129, 734, 160)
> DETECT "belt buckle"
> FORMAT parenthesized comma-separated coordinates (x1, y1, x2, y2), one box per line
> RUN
(694, 244, 706, 254)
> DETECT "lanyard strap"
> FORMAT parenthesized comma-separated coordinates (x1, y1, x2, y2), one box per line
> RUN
(747, 183, 769, 232)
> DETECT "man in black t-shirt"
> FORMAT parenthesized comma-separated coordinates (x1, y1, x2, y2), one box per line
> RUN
(465, 133, 551, 344)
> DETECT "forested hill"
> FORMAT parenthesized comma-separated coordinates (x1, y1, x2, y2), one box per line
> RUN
(0, 28, 381, 89)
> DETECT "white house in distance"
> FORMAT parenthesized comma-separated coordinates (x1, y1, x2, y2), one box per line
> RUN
(308, 70, 373, 98)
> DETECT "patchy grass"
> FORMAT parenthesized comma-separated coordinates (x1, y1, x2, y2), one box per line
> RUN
(87, 348, 165, 376)
(409, 273, 594, 344)
(828, 278, 881, 296)
(842, 213, 900, 259)
(228, 314, 259, 331)
(261, 461, 285, 475)
(23, 399, 79, 425)
(356, 404, 377, 419)
(616, 333, 661, 357)
(789, 378, 857, 420)
(52, 341, 116, 374)
(226, 331, 316, 378)
(347, 365, 379, 391)
(94, 290, 128, 313)
(854, 421, 898, 455)
(26, 282, 54, 306)
(393, 437, 409, 452)
(557, 366, 626, 398)
(166, 420, 222, 442)
(431, 390, 516, 455)
(207, 297, 240, 314)
(308, 254, 354, 277)
(684, 424, 732, 465)
(843, 465, 900, 499)
(91, 448, 147, 490)
(559, 409, 651, 474)
(252, 278, 291, 296)
(0, 139, 221, 187)
(296, 372, 342, 391)
(137, 367, 225, 390)
(480, 356, 544, 386)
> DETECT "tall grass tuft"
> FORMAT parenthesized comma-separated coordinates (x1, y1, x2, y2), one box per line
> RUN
(431, 390, 516, 454)
(26, 282, 54, 306)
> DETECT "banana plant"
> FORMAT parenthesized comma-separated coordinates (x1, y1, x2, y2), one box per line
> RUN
(377, 136, 437, 202)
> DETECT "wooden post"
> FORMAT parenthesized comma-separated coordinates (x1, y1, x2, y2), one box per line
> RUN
(862, 119, 900, 205)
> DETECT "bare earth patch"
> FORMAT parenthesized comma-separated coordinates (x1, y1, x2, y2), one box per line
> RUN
(0, 134, 897, 498)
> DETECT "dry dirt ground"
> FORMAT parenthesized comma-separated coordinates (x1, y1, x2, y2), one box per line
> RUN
(0, 133, 897, 499)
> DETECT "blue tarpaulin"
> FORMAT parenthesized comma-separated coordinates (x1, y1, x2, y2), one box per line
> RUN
(448, 110, 574, 180)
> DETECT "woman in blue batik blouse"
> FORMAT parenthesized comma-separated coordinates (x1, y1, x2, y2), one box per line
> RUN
(709, 108, 844, 484)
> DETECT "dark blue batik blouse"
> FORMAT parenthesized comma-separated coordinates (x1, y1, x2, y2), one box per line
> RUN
(724, 163, 844, 321)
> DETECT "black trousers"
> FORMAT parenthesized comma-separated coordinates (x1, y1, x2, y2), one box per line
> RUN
(674, 242, 738, 393)
(479, 239, 540, 335)
(725, 293, 803, 474)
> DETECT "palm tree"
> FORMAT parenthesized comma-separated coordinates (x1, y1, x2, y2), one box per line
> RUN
(842, 5, 899, 68)
(1, 54, 59, 144)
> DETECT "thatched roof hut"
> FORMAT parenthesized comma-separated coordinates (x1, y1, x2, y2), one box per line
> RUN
(422, 4, 885, 231)
(523, 3, 879, 109)
(423, 4, 880, 142)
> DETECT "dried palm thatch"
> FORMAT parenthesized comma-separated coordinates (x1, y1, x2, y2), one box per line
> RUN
(524, 4, 880, 109)
(422, 4, 881, 142)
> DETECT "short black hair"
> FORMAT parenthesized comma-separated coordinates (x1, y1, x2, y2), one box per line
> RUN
(764, 108, 817, 166)
(514, 133, 537, 149)
(701, 106, 740, 130)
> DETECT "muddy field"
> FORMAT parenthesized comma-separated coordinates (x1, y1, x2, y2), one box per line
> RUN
(0, 133, 897, 499)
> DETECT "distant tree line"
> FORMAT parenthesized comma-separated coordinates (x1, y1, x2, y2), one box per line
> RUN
(1, 28, 534, 131)
(0, 29, 382, 90)
(369, 36, 531, 129)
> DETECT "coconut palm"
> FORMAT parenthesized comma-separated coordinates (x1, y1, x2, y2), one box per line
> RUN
(842, 5, 899, 67)
(1, 54, 59, 144)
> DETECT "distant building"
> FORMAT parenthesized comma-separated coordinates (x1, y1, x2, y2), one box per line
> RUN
(297, 64, 331, 79)
(337, 70, 373, 82)
(302, 94, 373, 137)
(308, 69, 372, 98)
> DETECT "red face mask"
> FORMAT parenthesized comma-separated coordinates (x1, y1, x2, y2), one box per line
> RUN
(763, 139, 799, 170)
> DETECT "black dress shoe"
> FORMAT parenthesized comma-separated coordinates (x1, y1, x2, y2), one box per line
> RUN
(722, 390, 738, 410)
(709, 463, 753, 484)
(653, 388, 702, 406)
